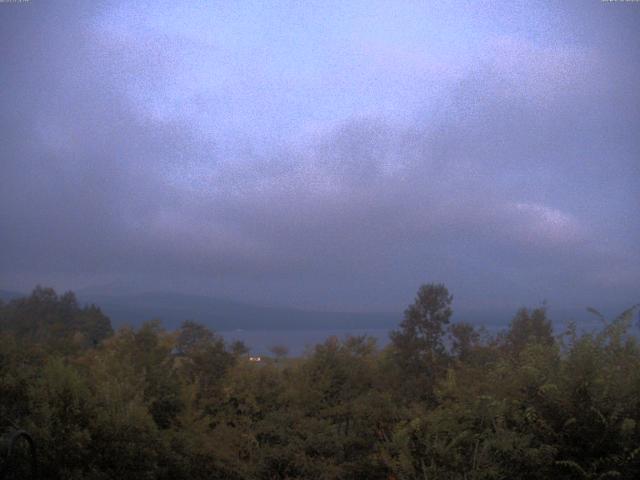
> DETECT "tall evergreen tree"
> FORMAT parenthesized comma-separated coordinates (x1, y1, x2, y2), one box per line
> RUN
(390, 283, 453, 402)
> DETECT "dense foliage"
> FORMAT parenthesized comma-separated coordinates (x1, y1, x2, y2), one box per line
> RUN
(1, 285, 639, 479)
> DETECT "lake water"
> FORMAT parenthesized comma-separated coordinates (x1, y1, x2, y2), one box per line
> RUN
(220, 328, 393, 356)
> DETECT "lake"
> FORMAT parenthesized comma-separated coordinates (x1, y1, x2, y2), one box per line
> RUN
(220, 328, 393, 356)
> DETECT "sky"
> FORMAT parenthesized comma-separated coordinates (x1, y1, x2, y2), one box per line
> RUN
(0, 0, 638, 316)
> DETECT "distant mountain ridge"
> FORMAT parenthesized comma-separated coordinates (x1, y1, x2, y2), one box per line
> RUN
(2, 287, 617, 334)
(77, 291, 399, 331)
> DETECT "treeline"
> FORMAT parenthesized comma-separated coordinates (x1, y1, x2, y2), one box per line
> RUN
(1, 285, 639, 479)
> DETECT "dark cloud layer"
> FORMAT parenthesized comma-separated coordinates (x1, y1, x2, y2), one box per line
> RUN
(1, 1, 638, 314)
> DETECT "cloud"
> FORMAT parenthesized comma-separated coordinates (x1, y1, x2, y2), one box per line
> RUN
(0, 1, 638, 312)
(509, 202, 584, 247)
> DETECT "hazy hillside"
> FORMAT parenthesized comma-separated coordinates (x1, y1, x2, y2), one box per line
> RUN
(3, 287, 608, 333)
(77, 291, 398, 331)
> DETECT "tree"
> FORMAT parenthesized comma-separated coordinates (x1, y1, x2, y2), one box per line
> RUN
(269, 344, 289, 363)
(449, 321, 480, 362)
(0, 286, 113, 350)
(175, 321, 234, 408)
(506, 307, 554, 353)
(229, 340, 249, 357)
(389, 283, 453, 402)
(73, 304, 113, 346)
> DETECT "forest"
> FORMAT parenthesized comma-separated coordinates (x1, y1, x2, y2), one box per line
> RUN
(1, 285, 639, 479)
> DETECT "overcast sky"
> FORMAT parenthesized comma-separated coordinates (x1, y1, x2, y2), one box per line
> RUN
(1, 1, 638, 315)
